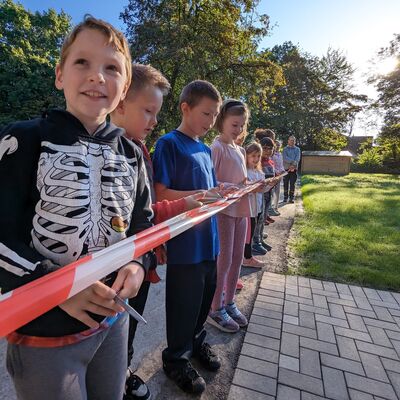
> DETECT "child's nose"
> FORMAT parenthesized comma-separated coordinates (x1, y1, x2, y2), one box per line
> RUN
(89, 71, 105, 84)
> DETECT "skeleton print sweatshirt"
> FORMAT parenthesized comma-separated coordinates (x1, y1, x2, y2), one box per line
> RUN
(0, 110, 153, 338)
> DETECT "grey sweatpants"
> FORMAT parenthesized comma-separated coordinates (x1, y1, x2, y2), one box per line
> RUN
(6, 313, 128, 400)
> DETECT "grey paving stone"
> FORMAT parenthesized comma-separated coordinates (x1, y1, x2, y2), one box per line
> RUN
(392, 339, 400, 357)
(355, 340, 399, 360)
(283, 322, 317, 339)
(349, 285, 368, 300)
(253, 307, 283, 320)
(287, 294, 314, 306)
(336, 283, 352, 296)
(320, 353, 364, 375)
(328, 297, 357, 308)
(300, 303, 330, 317)
(261, 283, 285, 293)
(313, 288, 339, 298)
(258, 294, 285, 306)
(298, 277, 311, 288)
(286, 275, 298, 286)
(245, 332, 280, 351)
(343, 306, 376, 319)
(250, 314, 282, 329)
(284, 300, 299, 317)
(386, 329, 400, 341)
(348, 389, 374, 400)
(286, 287, 299, 297)
(247, 323, 281, 339)
(363, 288, 381, 301)
(228, 385, 275, 400)
(336, 335, 361, 361)
(353, 297, 373, 311)
(259, 288, 285, 299)
(316, 322, 336, 343)
(322, 366, 349, 400)
(334, 327, 372, 343)
(299, 310, 316, 329)
(363, 317, 400, 332)
(340, 294, 356, 301)
(387, 371, 400, 398)
(310, 279, 324, 290)
(237, 355, 278, 378)
(277, 384, 301, 400)
(313, 294, 328, 309)
(346, 314, 368, 332)
(377, 290, 397, 304)
(329, 303, 346, 320)
(300, 347, 321, 378)
(241, 342, 279, 363)
(322, 281, 338, 293)
(300, 337, 339, 356)
(302, 393, 330, 400)
(254, 301, 283, 313)
(359, 351, 389, 382)
(369, 299, 400, 310)
(367, 325, 392, 347)
(281, 332, 300, 358)
(299, 286, 313, 299)
(389, 308, 400, 317)
(283, 315, 299, 325)
(373, 305, 395, 322)
(315, 314, 350, 328)
(233, 369, 277, 396)
(392, 292, 400, 306)
(278, 368, 324, 396)
(345, 372, 398, 400)
(279, 354, 300, 372)
(381, 357, 400, 373)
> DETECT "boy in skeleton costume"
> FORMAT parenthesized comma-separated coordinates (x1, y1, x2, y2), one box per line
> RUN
(0, 17, 153, 400)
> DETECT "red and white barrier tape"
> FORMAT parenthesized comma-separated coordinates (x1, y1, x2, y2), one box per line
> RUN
(0, 182, 261, 337)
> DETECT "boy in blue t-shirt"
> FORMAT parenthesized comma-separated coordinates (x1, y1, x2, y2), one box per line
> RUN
(152, 80, 221, 394)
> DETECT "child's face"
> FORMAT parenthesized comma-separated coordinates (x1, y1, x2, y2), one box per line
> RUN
(117, 86, 164, 141)
(247, 151, 261, 169)
(55, 28, 128, 133)
(262, 146, 273, 158)
(182, 97, 220, 138)
(221, 114, 246, 141)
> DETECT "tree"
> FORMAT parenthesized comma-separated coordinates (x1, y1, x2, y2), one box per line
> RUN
(370, 33, 400, 160)
(121, 0, 284, 146)
(253, 42, 366, 150)
(0, 0, 71, 126)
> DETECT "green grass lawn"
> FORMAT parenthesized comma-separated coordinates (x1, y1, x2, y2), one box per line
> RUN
(290, 173, 400, 291)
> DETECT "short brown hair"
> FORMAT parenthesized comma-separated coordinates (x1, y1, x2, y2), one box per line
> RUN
(178, 80, 221, 110)
(126, 63, 170, 99)
(214, 99, 250, 134)
(254, 128, 276, 142)
(59, 15, 132, 87)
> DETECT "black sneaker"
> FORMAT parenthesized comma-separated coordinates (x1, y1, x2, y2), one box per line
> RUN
(289, 197, 294, 203)
(261, 241, 272, 251)
(124, 369, 151, 400)
(283, 197, 288, 202)
(163, 361, 206, 394)
(252, 243, 267, 255)
(193, 342, 221, 371)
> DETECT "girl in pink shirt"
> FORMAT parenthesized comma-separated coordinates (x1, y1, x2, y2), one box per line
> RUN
(207, 99, 251, 333)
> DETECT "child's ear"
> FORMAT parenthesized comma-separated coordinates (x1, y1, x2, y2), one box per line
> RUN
(181, 102, 190, 115)
(115, 99, 126, 115)
(55, 64, 63, 90)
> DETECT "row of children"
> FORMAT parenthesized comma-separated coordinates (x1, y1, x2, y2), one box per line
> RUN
(0, 16, 299, 400)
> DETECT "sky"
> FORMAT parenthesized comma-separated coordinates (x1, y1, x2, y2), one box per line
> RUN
(18, 0, 400, 136)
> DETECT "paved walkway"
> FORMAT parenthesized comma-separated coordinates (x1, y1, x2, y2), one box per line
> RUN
(228, 272, 400, 400)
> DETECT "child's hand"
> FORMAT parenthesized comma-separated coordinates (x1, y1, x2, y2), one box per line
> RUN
(59, 281, 123, 329)
(184, 191, 206, 210)
(111, 262, 145, 299)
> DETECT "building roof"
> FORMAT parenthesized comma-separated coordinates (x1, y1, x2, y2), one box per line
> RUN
(302, 151, 353, 157)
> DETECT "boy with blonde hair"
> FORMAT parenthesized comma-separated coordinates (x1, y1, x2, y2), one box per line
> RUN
(0, 17, 153, 400)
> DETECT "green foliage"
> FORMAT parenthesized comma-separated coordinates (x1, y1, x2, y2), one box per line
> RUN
(356, 146, 383, 168)
(291, 174, 400, 290)
(0, 0, 71, 126)
(314, 127, 347, 151)
(254, 43, 367, 149)
(121, 0, 284, 146)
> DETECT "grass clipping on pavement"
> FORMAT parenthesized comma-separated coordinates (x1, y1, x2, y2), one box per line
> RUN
(289, 173, 400, 291)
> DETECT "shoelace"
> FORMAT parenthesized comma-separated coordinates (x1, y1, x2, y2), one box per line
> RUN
(227, 303, 241, 317)
(219, 309, 231, 322)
